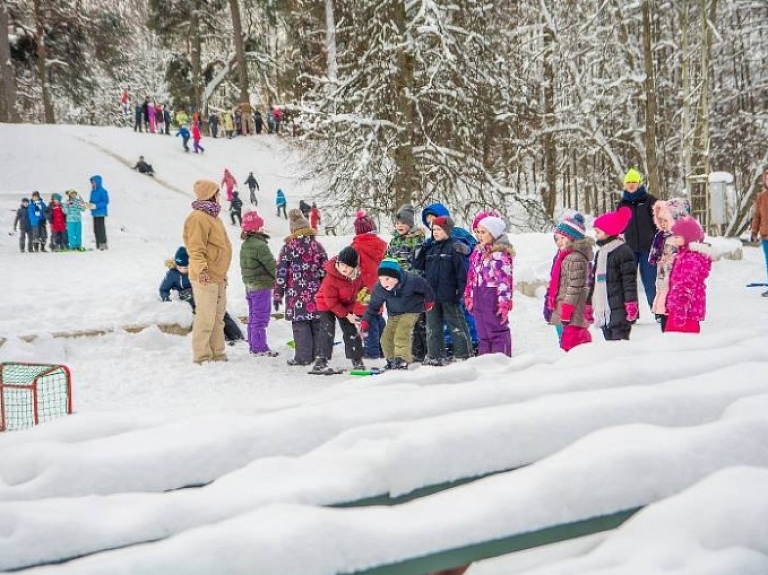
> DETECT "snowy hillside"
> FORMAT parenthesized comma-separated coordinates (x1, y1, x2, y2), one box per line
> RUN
(1, 124, 768, 574)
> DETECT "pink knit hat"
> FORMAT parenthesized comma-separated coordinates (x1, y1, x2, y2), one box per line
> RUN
(671, 216, 704, 245)
(353, 210, 377, 235)
(593, 207, 632, 237)
(472, 209, 501, 231)
(241, 210, 264, 233)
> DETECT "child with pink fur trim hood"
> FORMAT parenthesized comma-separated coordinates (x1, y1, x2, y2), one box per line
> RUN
(665, 216, 716, 334)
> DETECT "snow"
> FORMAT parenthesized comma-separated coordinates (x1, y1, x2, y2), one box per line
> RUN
(1, 124, 768, 574)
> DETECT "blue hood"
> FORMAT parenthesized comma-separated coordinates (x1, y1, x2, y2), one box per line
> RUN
(90, 175, 103, 188)
(421, 202, 450, 228)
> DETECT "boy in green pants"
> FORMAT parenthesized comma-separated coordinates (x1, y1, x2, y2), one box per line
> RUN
(360, 259, 434, 370)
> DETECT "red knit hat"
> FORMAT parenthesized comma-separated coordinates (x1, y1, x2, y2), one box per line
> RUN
(593, 207, 632, 237)
(353, 210, 377, 235)
(671, 216, 704, 245)
(431, 216, 455, 236)
(241, 210, 264, 233)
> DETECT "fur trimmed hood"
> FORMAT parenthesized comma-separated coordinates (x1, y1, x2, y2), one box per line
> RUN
(283, 226, 317, 242)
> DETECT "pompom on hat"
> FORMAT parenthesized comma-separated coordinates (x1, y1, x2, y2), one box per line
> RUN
(377, 258, 402, 280)
(193, 179, 220, 200)
(593, 206, 632, 237)
(337, 246, 359, 268)
(288, 208, 311, 233)
(241, 210, 264, 233)
(623, 168, 643, 185)
(431, 215, 455, 236)
(395, 204, 416, 229)
(472, 209, 501, 232)
(353, 210, 377, 235)
(671, 216, 705, 245)
(477, 216, 506, 240)
(555, 213, 587, 241)
(174, 246, 189, 267)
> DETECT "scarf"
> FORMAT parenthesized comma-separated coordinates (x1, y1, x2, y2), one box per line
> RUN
(592, 237, 624, 328)
(545, 249, 571, 313)
(191, 199, 221, 218)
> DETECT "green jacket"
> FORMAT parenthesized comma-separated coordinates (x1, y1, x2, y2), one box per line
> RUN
(240, 232, 276, 291)
(386, 228, 426, 271)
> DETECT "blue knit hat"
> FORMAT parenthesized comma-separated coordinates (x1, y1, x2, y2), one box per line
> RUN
(175, 246, 189, 266)
(555, 213, 586, 241)
(377, 258, 401, 281)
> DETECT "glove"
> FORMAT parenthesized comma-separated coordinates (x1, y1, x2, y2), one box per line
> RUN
(273, 299, 281, 312)
(424, 301, 435, 312)
(559, 303, 575, 324)
(543, 304, 552, 323)
(463, 296, 473, 312)
(584, 304, 594, 324)
(625, 301, 639, 323)
(497, 300, 512, 323)
(751, 232, 759, 243)
(359, 319, 369, 339)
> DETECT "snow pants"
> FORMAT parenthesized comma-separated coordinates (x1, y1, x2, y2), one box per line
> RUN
(316, 311, 363, 362)
(246, 289, 272, 353)
(471, 286, 512, 357)
(380, 313, 419, 362)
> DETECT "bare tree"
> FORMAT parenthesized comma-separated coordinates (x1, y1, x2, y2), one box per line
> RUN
(0, 0, 18, 122)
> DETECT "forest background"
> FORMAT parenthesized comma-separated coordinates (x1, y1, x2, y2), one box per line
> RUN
(0, 0, 764, 233)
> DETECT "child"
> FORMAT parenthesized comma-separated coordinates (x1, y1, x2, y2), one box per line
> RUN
(471, 208, 502, 240)
(240, 211, 278, 356)
(274, 209, 329, 366)
(649, 198, 691, 331)
(464, 215, 515, 356)
(386, 203, 427, 361)
(175, 124, 191, 152)
(276, 189, 287, 219)
(413, 216, 472, 365)
(665, 217, 715, 333)
(62, 190, 87, 251)
(14, 198, 33, 253)
(309, 203, 321, 231)
(311, 246, 367, 374)
(191, 122, 204, 154)
(588, 207, 639, 341)
(134, 156, 155, 176)
(47, 193, 67, 251)
(159, 247, 246, 344)
(27, 191, 48, 252)
(544, 213, 594, 352)
(221, 169, 237, 204)
(230, 191, 243, 226)
(360, 258, 434, 370)
(351, 210, 388, 359)
(244, 172, 259, 205)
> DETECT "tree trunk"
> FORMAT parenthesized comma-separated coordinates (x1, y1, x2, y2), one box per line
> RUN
(190, 5, 203, 113)
(229, 0, 249, 105)
(541, 23, 557, 218)
(32, 0, 54, 123)
(0, 0, 17, 122)
(391, 1, 417, 210)
(325, 0, 338, 89)
(642, 0, 661, 198)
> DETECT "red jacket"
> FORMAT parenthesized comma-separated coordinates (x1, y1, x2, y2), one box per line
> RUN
(351, 233, 387, 293)
(309, 207, 321, 230)
(192, 123, 202, 140)
(49, 204, 67, 233)
(316, 257, 367, 318)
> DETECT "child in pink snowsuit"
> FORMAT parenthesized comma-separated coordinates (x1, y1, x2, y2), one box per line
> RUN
(665, 217, 716, 334)
(221, 169, 237, 203)
(192, 122, 205, 154)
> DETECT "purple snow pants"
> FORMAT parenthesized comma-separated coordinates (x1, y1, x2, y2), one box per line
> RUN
(246, 289, 271, 353)
(472, 286, 512, 357)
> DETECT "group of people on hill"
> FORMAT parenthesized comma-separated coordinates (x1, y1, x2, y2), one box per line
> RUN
(13, 176, 111, 252)
(207, 104, 286, 138)
(171, 169, 717, 371)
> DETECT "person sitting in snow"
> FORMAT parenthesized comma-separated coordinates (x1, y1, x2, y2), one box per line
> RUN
(133, 156, 155, 176)
(159, 246, 245, 345)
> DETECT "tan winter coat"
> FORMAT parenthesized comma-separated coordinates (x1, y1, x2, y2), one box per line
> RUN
(183, 209, 233, 283)
(549, 238, 595, 328)
(751, 189, 768, 240)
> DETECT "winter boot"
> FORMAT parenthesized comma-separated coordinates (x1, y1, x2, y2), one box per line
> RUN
(308, 358, 335, 375)
(351, 359, 366, 371)
(383, 358, 396, 370)
(393, 357, 409, 370)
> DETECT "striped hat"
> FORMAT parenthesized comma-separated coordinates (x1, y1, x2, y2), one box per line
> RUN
(555, 213, 586, 241)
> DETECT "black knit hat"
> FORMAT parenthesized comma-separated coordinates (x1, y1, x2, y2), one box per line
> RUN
(337, 246, 359, 268)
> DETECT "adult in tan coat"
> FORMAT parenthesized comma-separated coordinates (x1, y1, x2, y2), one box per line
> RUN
(751, 167, 768, 296)
(183, 180, 233, 363)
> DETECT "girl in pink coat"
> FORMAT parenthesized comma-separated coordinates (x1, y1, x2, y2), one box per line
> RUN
(192, 122, 205, 154)
(221, 169, 237, 202)
(665, 217, 716, 334)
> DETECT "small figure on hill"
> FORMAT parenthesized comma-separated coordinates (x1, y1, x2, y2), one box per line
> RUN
(28, 191, 48, 252)
(276, 189, 288, 219)
(175, 124, 191, 153)
(298, 199, 311, 219)
(244, 171, 260, 205)
(208, 112, 219, 138)
(230, 191, 243, 226)
(191, 122, 205, 154)
(309, 203, 321, 231)
(46, 193, 68, 251)
(63, 190, 88, 251)
(134, 156, 155, 176)
(254, 110, 264, 134)
(14, 197, 33, 253)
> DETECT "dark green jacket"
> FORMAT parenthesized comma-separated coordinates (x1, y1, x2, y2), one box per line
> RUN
(240, 232, 276, 290)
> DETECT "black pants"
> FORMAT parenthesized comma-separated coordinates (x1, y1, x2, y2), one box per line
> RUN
(223, 312, 244, 342)
(316, 311, 363, 362)
(277, 204, 287, 219)
(602, 326, 631, 341)
(230, 210, 242, 226)
(249, 187, 258, 205)
(19, 229, 33, 252)
(412, 312, 427, 360)
(93, 217, 107, 249)
(292, 319, 323, 364)
(32, 223, 47, 251)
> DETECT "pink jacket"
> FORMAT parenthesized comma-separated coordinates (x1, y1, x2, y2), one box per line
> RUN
(464, 238, 515, 307)
(665, 243, 715, 322)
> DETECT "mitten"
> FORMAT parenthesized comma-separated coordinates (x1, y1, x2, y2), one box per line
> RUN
(359, 319, 370, 339)
(424, 301, 435, 312)
(625, 301, 639, 323)
(584, 304, 594, 324)
(463, 296, 473, 311)
(497, 300, 512, 323)
(543, 304, 552, 323)
(559, 303, 575, 324)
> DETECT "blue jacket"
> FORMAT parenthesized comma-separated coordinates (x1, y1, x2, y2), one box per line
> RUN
(413, 236, 469, 303)
(420, 202, 478, 262)
(28, 199, 48, 226)
(89, 175, 109, 217)
(159, 267, 194, 306)
(362, 270, 434, 323)
(176, 126, 190, 139)
(276, 189, 287, 206)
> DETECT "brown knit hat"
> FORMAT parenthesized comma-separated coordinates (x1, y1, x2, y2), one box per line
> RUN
(288, 208, 311, 233)
(193, 179, 219, 201)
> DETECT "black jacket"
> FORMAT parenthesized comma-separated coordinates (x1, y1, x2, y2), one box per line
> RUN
(588, 240, 638, 329)
(363, 271, 434, 322)
(413, 237, 468, 303)
(14, 206, 31, 232)
(617, 185, 657, 252)
(245, 174, 259, 190)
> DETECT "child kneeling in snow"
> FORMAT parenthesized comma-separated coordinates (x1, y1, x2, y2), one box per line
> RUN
(360, 258, 434, 370)
(665, 217, 715, 334)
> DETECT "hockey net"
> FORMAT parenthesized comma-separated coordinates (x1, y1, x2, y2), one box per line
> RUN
(0, 363, 73, 432)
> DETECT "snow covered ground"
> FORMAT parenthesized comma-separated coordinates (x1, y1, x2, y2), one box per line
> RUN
(1, 124, 768, 574)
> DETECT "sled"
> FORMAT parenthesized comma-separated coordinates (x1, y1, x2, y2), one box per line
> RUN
(746, 282, 768, 288)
